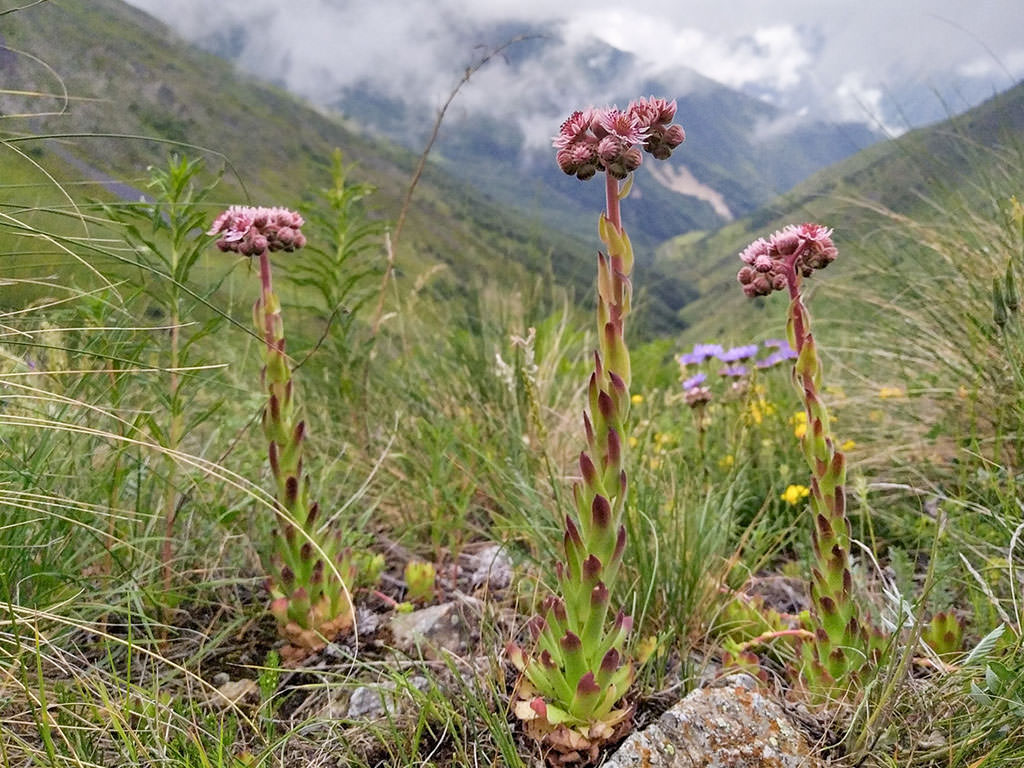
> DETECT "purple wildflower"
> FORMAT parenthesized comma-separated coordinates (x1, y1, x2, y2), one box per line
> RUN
(757, 346, 798, 368)
(763, 338, 790, 349)
(717, 344, 759, 363)
(682, 372, 707, 389)
(678, 343, 724, 366)
(718, 365, 749, 378)
(693, 343, 724, 358)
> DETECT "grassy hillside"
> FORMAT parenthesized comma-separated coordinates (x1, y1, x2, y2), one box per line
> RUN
(655, 80, 1024, 344)
(0, 0, 693, 333)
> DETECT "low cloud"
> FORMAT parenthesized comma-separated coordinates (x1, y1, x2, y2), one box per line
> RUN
(125, 0, 1023, 143)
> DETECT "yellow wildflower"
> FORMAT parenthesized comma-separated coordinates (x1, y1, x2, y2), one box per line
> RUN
(841, 439, 856, 451)
(648, 457, 661, 470)
(748, 398, 776, 425)
(628, 435, 639, 448)
(879, 386, 905, 399)
(748, 402, 763, 425)
(781, 484, 811, 505)
(718, 454, 735, 470)
(631, 393, 644, 405)
(790, 410, 807, 439)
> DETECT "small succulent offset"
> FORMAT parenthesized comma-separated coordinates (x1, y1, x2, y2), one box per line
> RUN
(209, 206, 356, 659)
(922, 610, 963, 659)
(737, 224, 884, 699)
(508, 97, 684, 765)
(404, 560, 437, 605)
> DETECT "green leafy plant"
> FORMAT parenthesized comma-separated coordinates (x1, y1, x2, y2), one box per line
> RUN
(288, 149, 386, 400)
(102, 155, 227, 608)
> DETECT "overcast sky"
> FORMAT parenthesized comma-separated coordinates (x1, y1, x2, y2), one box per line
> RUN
(125, 0, 1023, 140)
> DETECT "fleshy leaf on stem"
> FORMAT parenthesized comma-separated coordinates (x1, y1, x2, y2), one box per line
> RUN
(511, 99, 684, 764)
(210, 206, 360, 663)
(736, 223, 884, 702)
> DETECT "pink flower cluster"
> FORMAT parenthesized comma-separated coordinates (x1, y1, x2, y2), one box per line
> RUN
(737, 223, 838, 297)
(553, 96, 686, 181)
(208, 206, 307, 255)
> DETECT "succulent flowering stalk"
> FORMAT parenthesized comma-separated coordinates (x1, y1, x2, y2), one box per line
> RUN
(737, 225, 883, 698)
(508, 98, 684, 764)
(209, 206, 354, 658)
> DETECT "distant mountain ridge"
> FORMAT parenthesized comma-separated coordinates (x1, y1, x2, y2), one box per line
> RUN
(145, 14, 883, 249)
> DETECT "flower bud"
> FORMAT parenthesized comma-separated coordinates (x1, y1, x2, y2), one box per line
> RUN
(606, 162, 629, 180)
(598, 136, 624, 165)
(993, 277, 1008, 327)
(1005, 264, 1019, 312)
(649, 142, 672, 161)
(662, 124, 685, 147)
(556, 149, 577, 175)
(622, 147, 643, 172)
(773, 229, 800, 256)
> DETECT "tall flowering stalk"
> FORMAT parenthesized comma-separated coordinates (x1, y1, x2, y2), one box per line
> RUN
(210, 207, 354, 658)
(737, 225, 883, 698)
(508, 98, 684, 764)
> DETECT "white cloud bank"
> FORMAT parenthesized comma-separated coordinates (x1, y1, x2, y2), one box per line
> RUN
(125, 0, 1024, 138)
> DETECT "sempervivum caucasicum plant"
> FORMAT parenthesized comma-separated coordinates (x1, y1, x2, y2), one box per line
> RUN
(506, 97, 684, 765)
(738, 224, 885, 700)
(209, 206, 357, 662)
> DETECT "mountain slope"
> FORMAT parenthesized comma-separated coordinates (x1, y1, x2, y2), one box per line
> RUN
(0, 0, 685, 333)
(654, 79, 1024, 343)
(131, 10, 881, 249)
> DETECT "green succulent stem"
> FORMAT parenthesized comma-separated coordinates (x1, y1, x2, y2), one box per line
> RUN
(515, 174, 635, 730)
(255, 250, 354, 645)
(783, 259, 882, 697)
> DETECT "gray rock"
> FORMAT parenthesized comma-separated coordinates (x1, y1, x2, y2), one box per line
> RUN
(465, 544, 513, 590)
(346, 685, 388, 719)
(388, 602, 473, 659)
(710, 673, 759, 691)
(603, 684, 824, 768)
(355, 605, 381, 636)
(342, 675, 432, 719)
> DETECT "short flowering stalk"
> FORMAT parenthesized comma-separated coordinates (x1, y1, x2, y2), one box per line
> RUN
(210, 206, 355, 658)
(509, 97, 684, 764)
(737, 224, 882, 699)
